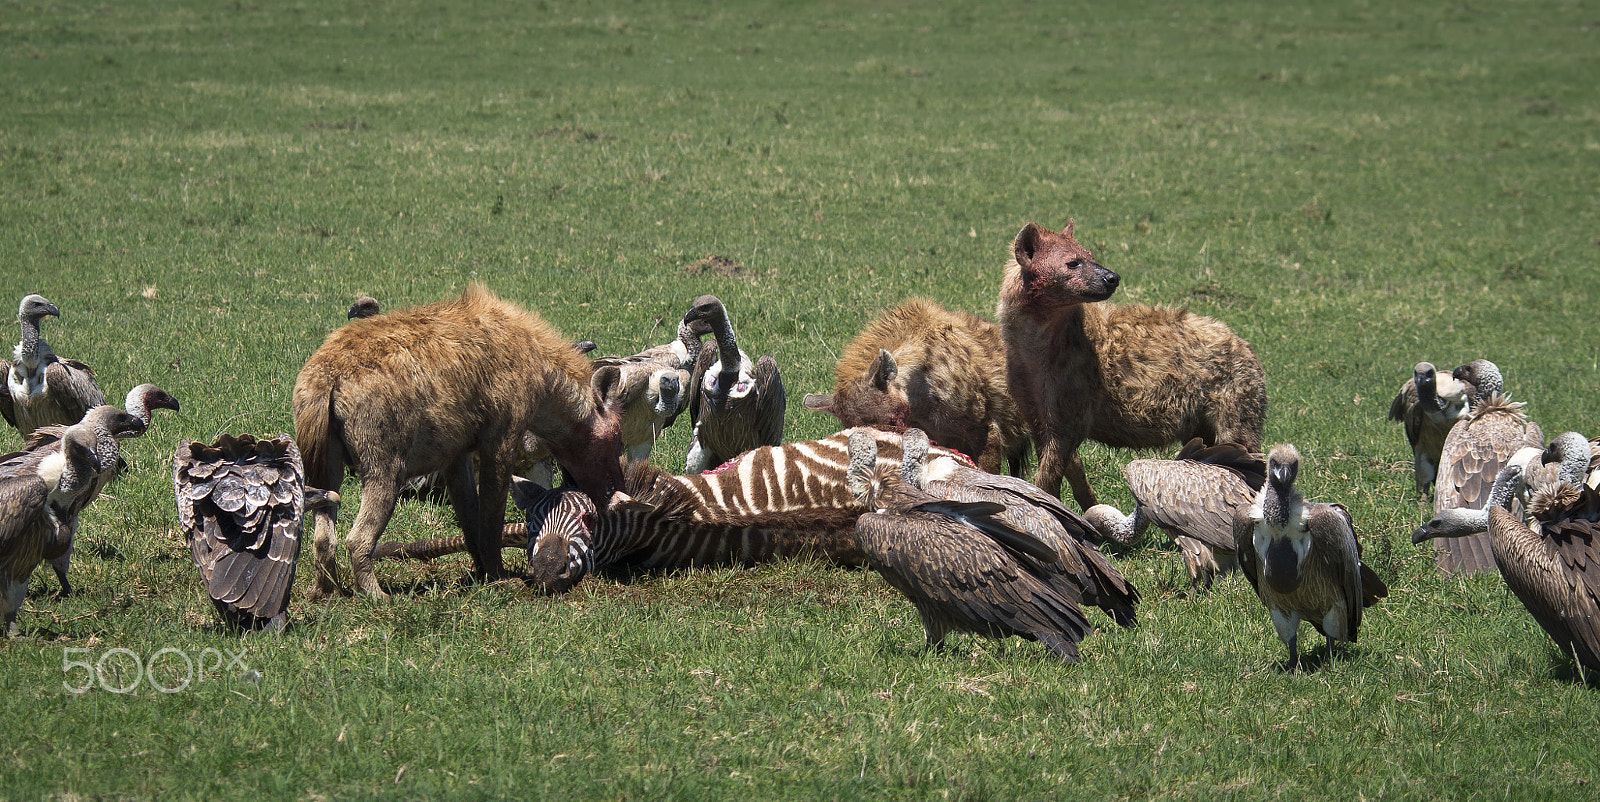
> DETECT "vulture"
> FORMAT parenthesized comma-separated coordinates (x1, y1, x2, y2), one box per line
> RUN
(905, 429, 1139, 626)
(682, 296, 786, 474)
(174, 433, 339, 632)
(27, 384, 180, 595)
(1417, 462, 1600, 675)
(1431, 359, 1543, 575)
(846, 429, 1095, 661)
(1083, 438, 1265, 590)
(1542, 431, 1599, 490)
(1388, 361, 1472, 493)
(346, 296, 382, 320)
(1234, 444, 1389, 671)
(1, 294, 106, 438)
(1411, 458, 1528, 544)
(0, 406, 143, 635)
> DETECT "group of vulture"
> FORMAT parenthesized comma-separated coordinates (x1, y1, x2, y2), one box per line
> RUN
(2, 291, 1597, 679)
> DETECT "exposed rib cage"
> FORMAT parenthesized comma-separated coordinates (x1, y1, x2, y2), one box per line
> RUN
(379, 428, 968, 574)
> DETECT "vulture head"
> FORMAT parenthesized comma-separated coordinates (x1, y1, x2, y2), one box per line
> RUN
(347, 296, 381, 320)
(1542, 431, 1593, 487)
(124, 384, 181, 427)
(17, 294, 60, 323)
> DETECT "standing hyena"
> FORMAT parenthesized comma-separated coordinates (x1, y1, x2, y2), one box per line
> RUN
(996, 221, 1266, 510)
(802, 298, 1029, 475)
(293, 284, 625, 599)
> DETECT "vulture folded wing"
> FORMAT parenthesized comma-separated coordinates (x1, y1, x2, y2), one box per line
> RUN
(0, 473, 49, 550)
(42, 359, 105, 425)
(1434, 402, 1543, 574)
(1125, 457, 1250, 554)
(1489, 507, 1600, 672)
(750, 354, 786, 448)
(173, 434, 306, 628)
(0, 358, 14, 429)
(1537, 514, 1600, 671)
(855, 511, 1091, 661)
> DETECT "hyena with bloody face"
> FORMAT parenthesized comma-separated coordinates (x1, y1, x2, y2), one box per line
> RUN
(293, 283, 626, 599)
(996, 221, 1266, 510)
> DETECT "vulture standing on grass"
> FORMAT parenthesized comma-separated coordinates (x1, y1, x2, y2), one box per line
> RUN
(903, 429, 1138, 627)
(847, 429, 1095, 661)
(1416, 462, 1600, 674)
(0, 407, 143, 635)
(1388, 361, 1472, 493)
(1083, 438, 1266, 590)
(1234, 444, 1389, 671)
(682, 295, 786, 474)
(1, 294, 105, 439)
(174, 434, 339, 632)
(1431, 359, 1543, 575)
(27, 384, 180, 595)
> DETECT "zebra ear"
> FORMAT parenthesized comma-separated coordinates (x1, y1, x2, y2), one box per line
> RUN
(802, 393, 834, 412)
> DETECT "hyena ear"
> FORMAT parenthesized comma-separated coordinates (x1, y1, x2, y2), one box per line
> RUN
(1012, 223, 1041, 273)
(591, 364, 625, 408)
(869, 349, 898, 391)
(1063, 218, 1075, 238)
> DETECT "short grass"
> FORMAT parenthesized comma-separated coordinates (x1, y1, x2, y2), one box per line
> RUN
(3, 0, 1599, 797)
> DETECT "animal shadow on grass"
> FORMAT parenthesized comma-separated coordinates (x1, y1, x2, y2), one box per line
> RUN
(1544, 651, 1600, 687)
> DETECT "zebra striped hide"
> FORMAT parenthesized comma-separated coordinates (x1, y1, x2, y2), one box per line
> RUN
(378, 428, 972, 582)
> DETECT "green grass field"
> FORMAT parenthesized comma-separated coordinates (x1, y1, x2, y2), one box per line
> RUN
(3, 0, 1598, 797)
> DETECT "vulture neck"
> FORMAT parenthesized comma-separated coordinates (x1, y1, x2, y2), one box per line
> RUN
(15, 315, 49, 368)
(1261, 478, 1298, 531)
(710, 310, 741, 375)
(1416, 374, 1444, 413)
(672, 321, 702, 370)
(125, 393, 150, 425)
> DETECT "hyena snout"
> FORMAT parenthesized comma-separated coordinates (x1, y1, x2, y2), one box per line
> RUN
(1077, 264, 1120, 301)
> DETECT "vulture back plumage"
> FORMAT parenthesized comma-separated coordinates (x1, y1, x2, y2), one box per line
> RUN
(1432, 389, 1544, 575)
(174, 434, 335, 632)
(1085, 437, 1264, 589)
(848, 429, 1096, 661)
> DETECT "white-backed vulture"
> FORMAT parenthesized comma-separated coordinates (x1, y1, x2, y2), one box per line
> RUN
(1, 294, 106, 439)
(1411, 458, 1529, 544)
(1084, 438, 1265, 590)
(904, 429, 1138, 626)
(1432, 360, 1543, 575)
(846, 429, 1095, 661)
(1234, 444, 1388, 671)
(174, 433, 340, 632)
(0, 407, 143, 635)
(346, 296, 382, 320)
(1417, 462, 1600, 675)
(27, 384, 180, 595)
(1388, 361, 1471, 493)
(1541, 431, 1598, 489)
(683, 296, 786, 474)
